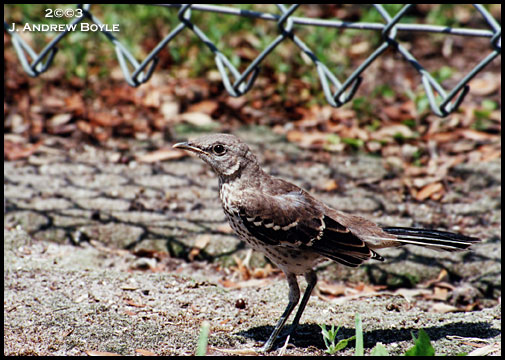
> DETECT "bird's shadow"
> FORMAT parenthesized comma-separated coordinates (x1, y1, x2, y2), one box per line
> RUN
(237, 321, 499, 351)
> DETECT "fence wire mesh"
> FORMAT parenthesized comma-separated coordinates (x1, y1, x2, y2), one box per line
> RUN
(4, 4, 502, 117)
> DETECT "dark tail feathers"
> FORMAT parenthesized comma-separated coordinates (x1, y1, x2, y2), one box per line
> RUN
(382, 227, 480, 252)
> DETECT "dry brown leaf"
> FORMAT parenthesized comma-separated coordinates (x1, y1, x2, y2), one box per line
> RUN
(285, 129, 304, 143)
(4, 139, 44, 161)
(424, 287, 449, 301)
(469, 75, 500, 96)
(414, 182, 444, 201)
(394, 288, 432, 301)
(188, 248, 200, 262)
(250, 263, 279, 279)
(372, 124, 414, 141)
(424, 131, 458, 142)
(412, 176, 441, 188)
(422, 269, 449, 288)
(430, 189, 444, 201)
(339, 126, 369, 141)
(92, 126, 112, 142)
(231, 254, 250, 280)
(64, 93, 85, 115)
(187, 100, 219, 115)
(433, 281, 455, 291)
(218, 279, 238, 288)
(88, 112, 123, 127)
(142, 89, 161, 108)
(48, 113, 72, 127)
(351, 282, 387, 294)
(383, 105, 414, 122)
(322, 179, 339, 192)
(458, 129, 498, 141)
(318, 281, 346, 296)
(77, 120, 93, 134)
(436, 269, 449, 282)
(42, 96, 66, 109)
(286, 130, 342, 151)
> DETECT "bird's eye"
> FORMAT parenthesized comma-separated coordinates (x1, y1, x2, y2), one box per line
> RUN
(212, 144, 226, 156)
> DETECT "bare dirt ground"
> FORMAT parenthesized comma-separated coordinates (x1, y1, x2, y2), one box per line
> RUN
(4, 128, 501, 356)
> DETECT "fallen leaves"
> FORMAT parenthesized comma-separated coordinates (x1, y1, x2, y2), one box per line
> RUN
(217, 252, 282, 289)
(4, 137, 44, 160)
(457, 128, 499, 141)
(4, 31, 500, 199)
(372, 124, 415, 141)
(321, 179, 339, 192)
(286, 130, 345, 152)
(186, 100, 219, 115)
(469, 73, 500, 96)
(316, 269, 481, 314)
(267, 91, 500, 204)
(317, 281, 347, 297)
(317, 281, 388, 303)
(412, 181, 444, 201)
(420, 269, 481, 312)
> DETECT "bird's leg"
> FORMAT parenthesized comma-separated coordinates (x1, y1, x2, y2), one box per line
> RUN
(289, 270, 318, 336)
(260, 272, 300, 352)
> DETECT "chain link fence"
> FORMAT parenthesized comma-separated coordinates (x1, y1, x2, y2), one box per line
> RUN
(4, 4, 501, 117)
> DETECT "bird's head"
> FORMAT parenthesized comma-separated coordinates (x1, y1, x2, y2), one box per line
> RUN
(173, 133, 258, 178)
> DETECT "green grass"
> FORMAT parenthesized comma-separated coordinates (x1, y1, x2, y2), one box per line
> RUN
(196, 320, 210, 356)
(319, 323, 356, 355)
(320, 313, 460, 356)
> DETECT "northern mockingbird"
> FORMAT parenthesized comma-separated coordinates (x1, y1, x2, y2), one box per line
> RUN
(173, 133, 479, 352)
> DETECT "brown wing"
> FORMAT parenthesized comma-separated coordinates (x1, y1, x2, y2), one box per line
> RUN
(238, 185, 382, 267)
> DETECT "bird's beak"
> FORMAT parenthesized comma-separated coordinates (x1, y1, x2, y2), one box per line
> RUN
(173, 142, 206, 155)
